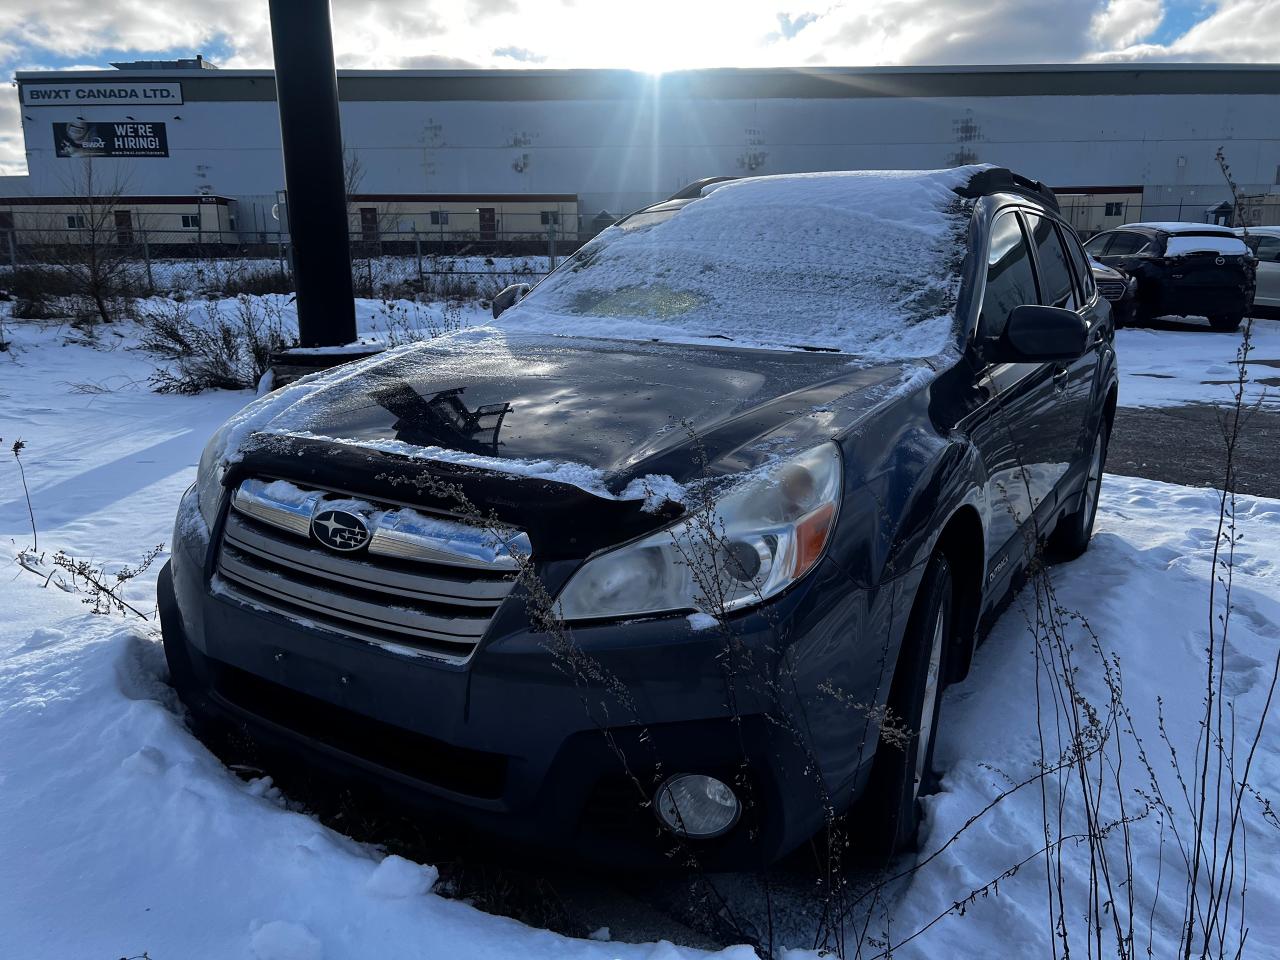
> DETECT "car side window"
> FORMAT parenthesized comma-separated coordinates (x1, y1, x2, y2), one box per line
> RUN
(1250, 236, 1280, 262)
(1062, 228, 1097, 301)
(1103, 232, 1149, 256)
(979, 211, 1039, 341)
(1082, 232, 1113, 256)
(1025, 213, 1077, 310)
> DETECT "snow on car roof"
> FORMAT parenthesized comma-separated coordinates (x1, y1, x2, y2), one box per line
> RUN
(1122, 221, 1237, 235)
(503, 165, 991, 359)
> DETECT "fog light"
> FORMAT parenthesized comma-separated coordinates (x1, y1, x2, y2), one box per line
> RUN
(654, 774, 740, 839)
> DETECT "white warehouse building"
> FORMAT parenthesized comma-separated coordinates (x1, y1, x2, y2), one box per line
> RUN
(3, 61, 1280, 245)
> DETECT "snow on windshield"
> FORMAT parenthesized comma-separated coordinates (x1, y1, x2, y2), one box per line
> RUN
(502, 167, 985, 357)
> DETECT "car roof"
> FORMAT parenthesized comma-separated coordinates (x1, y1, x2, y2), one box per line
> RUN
(1121, 221, 1236, 235)
(659, 165, 1061, 213)
(1234, 225, 1280, 237)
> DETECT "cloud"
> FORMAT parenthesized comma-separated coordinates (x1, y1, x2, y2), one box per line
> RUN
(813, 0, 1101, 65)
(0, 88, 24, 177)
(467, 0, 518, 18)
(1090, 0, 1164, 47)
(493, 45, 547, 63)
(397, 54, 482, 69)
(768, 10, 819, 41)
(1090, 0, 1280, 61)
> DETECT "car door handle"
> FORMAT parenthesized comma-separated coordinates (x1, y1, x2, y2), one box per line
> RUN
(1053, 366, 1070, 390)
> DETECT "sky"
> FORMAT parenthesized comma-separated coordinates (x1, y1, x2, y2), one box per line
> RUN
(1, 0, 1278, 177)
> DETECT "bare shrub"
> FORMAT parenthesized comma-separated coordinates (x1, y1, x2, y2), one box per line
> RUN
(51, 544, 165, 618)
(179, 258, 293, 298)
(369, 297, 468, 346)
(50, 160, 144, 326)
(140, 296, 295, 393)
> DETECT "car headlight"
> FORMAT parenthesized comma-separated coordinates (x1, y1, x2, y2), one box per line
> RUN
(557, 442, 842, 622)
(195, 422, 234, 529)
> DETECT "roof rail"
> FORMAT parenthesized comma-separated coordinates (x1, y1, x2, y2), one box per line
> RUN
(957, 167, 1060, 212)
(663, 176, 740, 202)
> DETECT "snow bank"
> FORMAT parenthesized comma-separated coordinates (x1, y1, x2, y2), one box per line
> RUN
(504, 167, 984, 358)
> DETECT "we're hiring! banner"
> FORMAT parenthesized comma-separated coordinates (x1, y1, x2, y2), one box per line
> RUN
(53, 121, 169, 158)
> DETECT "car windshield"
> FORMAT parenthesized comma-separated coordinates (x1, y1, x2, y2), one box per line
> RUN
(501, 168, 981, 358)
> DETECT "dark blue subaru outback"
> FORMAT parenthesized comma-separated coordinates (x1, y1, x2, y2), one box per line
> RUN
(160, 166, 1117, 867)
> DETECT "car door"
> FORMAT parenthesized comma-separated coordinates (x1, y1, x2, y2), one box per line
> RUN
(966, 208, 1064, 577)
(1025, 211, 1098, 464)
(1246, 235, 1280, 307)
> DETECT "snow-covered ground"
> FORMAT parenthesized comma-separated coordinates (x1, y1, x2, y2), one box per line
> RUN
(2, 310, 1278, 958)
(1116, 315, 1280, 408)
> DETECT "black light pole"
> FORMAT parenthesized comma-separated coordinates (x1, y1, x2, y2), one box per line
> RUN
(268, 0, 357, 348)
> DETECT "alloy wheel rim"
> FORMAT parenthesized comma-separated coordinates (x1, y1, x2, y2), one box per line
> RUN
(913, 603, 946, 803)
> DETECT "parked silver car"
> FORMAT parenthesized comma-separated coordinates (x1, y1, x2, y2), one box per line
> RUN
(1235, 227, 1280, 310)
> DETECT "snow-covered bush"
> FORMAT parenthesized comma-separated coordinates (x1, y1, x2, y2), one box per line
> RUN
(139, 296, 294, 394)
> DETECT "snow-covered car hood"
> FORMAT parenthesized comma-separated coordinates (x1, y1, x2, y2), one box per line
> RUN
(233, 328, 937, 492)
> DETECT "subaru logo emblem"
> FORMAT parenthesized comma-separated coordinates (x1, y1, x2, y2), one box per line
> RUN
(311, 509, 371, 552)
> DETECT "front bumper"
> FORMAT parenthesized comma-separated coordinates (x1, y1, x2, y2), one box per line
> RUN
(160, 489, 887, 867)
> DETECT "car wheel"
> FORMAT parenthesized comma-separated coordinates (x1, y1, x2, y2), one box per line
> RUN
(856, 552, 953, 860)
(1049, 424, 1107, 560)
(1209, 313, 1243, 332)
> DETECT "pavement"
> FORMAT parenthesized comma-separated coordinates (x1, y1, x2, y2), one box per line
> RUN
(1109, 404, 1280, 500)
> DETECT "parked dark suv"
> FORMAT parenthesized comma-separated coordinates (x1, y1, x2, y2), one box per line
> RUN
(160, 166, 1117, 868)
(1083, 221, 1255, 330)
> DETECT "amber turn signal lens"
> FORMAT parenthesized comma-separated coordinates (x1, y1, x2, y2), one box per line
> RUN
(792, 501, 836, 577)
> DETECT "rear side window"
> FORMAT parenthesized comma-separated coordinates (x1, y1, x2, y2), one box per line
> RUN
(1251, 235, 1280, 263)
(1063, 228, 1096, 301)
(1083, 232, 1113, 255)
(1103, 232, 1150, 256)
(1024, 214, 1077, 310)
(980, 212, 1039, 340)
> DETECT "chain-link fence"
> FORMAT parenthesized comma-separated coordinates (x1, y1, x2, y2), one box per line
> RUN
(0, 212, 595, 299)
(1054, 199, 1266, 236)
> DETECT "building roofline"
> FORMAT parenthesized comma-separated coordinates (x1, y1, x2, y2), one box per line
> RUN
(0, 195, 234, 205)
(17, 62, 1280, 102)
(350, 193, 577, 203)
(15, 62, 1280, 81)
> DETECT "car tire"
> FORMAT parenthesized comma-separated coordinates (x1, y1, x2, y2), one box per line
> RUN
(1049, 424, 1107, 561)
(856, 552, 953, 860)
(1209, 313, 1244, 332)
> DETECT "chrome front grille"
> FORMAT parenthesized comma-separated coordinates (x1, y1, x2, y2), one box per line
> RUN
(1098, 279, 1127, 302)
(214, 478, 526, 664)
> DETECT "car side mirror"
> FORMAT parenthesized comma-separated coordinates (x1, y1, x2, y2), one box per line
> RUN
(988, 305, 1089, 363)
(492, 283, 531, 319)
